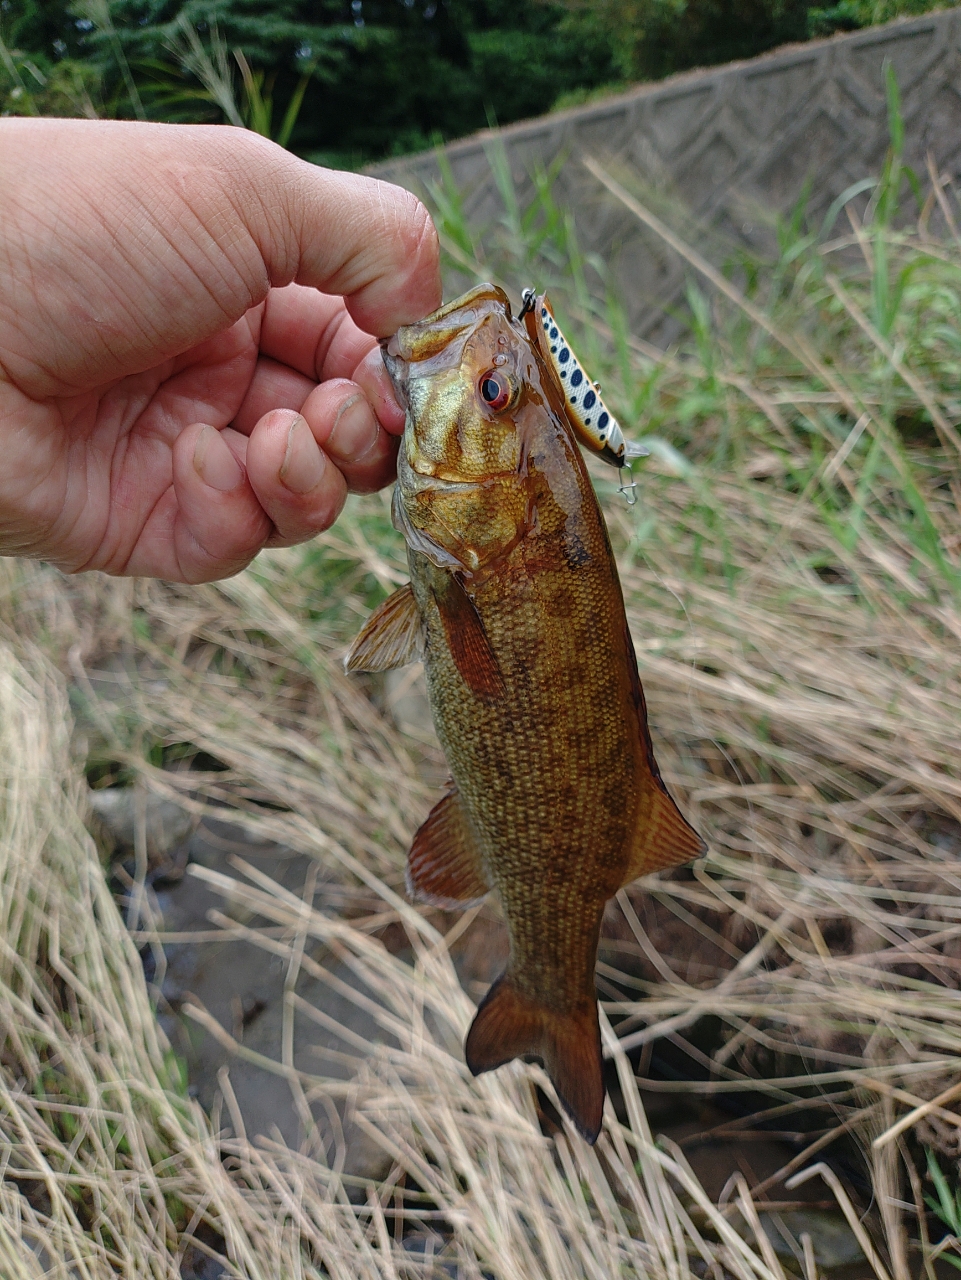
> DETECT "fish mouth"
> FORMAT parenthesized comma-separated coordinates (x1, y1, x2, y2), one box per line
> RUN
(414, 282, 512, 326)
(379, 338, 409, 411)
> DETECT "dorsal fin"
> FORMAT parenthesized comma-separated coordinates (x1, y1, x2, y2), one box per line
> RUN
(620, 618, 706, 882)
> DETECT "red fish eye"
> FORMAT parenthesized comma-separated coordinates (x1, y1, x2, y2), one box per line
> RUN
(479, 371, 512, 412)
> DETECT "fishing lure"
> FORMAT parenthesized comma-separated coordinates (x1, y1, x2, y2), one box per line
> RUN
(519, 287, 647, 503)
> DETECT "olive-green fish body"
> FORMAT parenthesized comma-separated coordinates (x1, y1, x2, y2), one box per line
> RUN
(346, 284, 703, 1142)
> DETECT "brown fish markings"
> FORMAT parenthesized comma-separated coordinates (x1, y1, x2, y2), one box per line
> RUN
(346, 284, 704, 1143)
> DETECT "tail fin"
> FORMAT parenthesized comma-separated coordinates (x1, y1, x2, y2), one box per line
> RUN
(465, 976, 604, 1144)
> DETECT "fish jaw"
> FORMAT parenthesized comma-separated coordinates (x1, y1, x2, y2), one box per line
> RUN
(385, 289, 531, 488)
(382, 284, 511, 466)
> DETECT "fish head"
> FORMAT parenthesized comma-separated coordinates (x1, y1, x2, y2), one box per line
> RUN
(384, 283, 535, 485)
(384, 283, 577, 573)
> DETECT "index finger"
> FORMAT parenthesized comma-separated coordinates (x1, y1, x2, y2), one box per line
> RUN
(255, 285, 406, 433)
(259, 284, 374, 383)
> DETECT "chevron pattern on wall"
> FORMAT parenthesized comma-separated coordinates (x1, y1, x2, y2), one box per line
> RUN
(372, 12, 961, 339)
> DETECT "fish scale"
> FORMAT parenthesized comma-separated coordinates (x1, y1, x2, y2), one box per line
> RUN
(346, 283, 704, 1142)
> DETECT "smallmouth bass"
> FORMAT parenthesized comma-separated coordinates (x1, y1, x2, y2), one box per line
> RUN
(346, 284, 704, 1143)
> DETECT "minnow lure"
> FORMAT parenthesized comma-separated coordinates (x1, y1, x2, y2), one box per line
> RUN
(519, 287, 648, 489)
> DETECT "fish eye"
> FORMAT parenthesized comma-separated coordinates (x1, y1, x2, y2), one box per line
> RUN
(478, 370, 512, 412)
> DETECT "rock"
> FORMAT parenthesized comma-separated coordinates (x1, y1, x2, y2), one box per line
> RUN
(759, 1209, 864, 1269)
(153, 821, 397, 1191)
(401, 1235, 459, 1278)
(89, 786, 196, 862)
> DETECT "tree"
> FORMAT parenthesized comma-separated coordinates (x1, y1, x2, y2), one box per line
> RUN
(553, 0, 811, 83)
(1, 0, 950, 160)
(1, 0, 620, 163)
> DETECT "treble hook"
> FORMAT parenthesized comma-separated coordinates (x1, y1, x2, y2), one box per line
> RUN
(618, 459, 638, 506)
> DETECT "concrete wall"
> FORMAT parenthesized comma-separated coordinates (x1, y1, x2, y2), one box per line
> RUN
(372, 10, 961, 338)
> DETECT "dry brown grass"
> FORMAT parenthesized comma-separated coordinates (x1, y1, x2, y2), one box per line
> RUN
(0, 556, 791, 1280)
(3, 136, 961, 1276)
(3, 440, 959, 1274)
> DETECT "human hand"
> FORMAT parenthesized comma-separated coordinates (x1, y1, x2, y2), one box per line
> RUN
(0, 119, 440, 582)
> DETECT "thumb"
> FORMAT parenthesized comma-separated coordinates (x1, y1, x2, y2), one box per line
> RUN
(278, 163, 443, 338)
(0, 119, 441, 398)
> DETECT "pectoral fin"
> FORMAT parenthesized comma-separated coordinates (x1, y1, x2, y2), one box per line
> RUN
(344, 584, 424, 673)
(406, 786, 490, 908)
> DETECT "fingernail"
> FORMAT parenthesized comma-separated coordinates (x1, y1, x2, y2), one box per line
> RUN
(279, 417, 326, 495)
(193, 426, 243, 492)
(327, 394, 379, 461)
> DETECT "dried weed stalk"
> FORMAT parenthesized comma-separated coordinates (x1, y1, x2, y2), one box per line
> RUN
(3, 130, 961, 1275)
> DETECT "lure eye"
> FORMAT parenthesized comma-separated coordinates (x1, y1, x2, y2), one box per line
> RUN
(479, 370, 512, 412)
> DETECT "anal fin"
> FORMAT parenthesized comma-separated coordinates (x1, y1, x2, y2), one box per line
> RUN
(407, 787, 490, 909)
(344, 584, 423, 673)
(465, 976, 604, 1144)
(622, 784, 707, 884)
